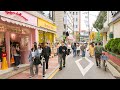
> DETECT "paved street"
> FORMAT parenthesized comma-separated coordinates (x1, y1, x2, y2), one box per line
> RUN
(52, 50, 115, 79)
(8, 56, 58, 79)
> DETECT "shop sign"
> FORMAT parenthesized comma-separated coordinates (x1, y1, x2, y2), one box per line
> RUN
(5, 11, 28, 21)
(0, 11, 37, 27)
(38, 18, 56, 31)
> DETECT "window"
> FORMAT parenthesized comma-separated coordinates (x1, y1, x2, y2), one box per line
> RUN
(0, 33, 5, 47)
(76, 25, 77, 28)
(76, 18, 78, 21)
(73, 12, 74, 15)
(76, 12, 78, 15)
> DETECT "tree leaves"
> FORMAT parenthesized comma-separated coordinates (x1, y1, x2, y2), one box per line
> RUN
(93, 11, 107, 30)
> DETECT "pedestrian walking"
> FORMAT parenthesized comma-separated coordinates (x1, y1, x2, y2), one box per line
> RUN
(13, 44, 20, 70)
(72, 43, 77, 57)
(87, 42, 95, 58)
(38, 45, 43, 66)
(80, 43, 86, 57)
(67, 42, 71, 55)
(41, 43, 51, 70)
(76, 43, 80, 56)
(58, 41, 67, 70)
(94, 42, 106, 68)
(28, 44, 40, 78)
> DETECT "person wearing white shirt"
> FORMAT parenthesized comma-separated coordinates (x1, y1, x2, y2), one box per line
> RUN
(76, 43, 80, 56)
(38, 45, 43, 66)
(67, 43, 71, 55)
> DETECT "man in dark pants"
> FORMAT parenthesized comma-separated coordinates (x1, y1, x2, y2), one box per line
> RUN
(42, 43, 51, 69)
(58, 41, 67, 70)
(94, 42, 106, 68)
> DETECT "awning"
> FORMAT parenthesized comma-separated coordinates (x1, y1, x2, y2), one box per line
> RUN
(38, 27, 56, 33)
(1, 16, 38, 30)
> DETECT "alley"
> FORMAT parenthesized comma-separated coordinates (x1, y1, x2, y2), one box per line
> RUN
(52, 51, 115, 79)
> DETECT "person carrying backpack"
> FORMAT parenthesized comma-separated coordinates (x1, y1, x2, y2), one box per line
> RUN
(94, 42, 106, 68)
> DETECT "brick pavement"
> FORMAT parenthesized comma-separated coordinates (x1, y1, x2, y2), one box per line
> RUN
(8, 56, 59, 79)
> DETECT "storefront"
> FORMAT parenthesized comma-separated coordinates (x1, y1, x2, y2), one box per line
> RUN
(0, 11, 37, 68)
(37, 18, 57, 46)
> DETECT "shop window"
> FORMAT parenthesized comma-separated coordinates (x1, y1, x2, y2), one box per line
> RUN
(0, 33, 5, 47)
(0, 33, 5, 61)
(21, 36, 29, 50)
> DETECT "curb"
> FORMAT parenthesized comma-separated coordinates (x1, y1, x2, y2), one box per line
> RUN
(0, 64, 29, 79)
(43, 65, 59, 79)
(107, 61, 120, 78)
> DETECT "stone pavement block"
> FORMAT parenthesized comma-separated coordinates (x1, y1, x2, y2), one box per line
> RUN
(8, 56, 59, 79)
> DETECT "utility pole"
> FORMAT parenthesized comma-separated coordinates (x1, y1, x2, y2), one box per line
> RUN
(79, 11, 81, 42)
(73, 16, 74, 37)
(88, 11, 91, 42)
(88, 11, 90, 35)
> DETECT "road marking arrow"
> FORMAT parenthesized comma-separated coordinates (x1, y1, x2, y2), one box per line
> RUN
(75, 57, 94, 76)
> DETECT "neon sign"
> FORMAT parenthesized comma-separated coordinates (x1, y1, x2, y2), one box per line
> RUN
(5, 11, 28, 21)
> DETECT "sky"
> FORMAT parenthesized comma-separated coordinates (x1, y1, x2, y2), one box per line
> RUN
(81, 11, 100, 32)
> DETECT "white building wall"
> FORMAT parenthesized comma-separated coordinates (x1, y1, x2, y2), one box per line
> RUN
(70, 11, 80, 32)
(54, 11, 64, 40)
(113, 21, 120, 38)
(66, 11, 73, 33)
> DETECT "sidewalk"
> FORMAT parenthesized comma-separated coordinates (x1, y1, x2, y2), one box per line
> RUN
(8, 56, 59, 79)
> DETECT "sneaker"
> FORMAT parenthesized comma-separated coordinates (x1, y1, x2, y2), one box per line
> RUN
(29, 75, 34, 78)
(59, 68, 62, 70)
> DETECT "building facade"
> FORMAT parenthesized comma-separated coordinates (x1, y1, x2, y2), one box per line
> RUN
(70, 11, 81, 42)
(54, 11, 65, 41)
(101, 11, 120, 46)
(0, 11, 38, 68)
(0, 11, 57, 70)
(54, 11, 74, 42)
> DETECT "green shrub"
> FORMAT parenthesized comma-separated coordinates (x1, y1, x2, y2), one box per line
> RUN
(105, 39, 114, 51)
(117, 42, 120, 54)
(110, 38, 120, 54)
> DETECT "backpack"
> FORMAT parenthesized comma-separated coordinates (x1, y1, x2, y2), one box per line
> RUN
(95, 46, 103, 55)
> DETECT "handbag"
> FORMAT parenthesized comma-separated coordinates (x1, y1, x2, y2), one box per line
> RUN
(33, 57, 41, 65)
(10, 57, 15, 64)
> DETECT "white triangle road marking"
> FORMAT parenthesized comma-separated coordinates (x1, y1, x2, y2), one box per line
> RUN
(75, 57, 94, 76)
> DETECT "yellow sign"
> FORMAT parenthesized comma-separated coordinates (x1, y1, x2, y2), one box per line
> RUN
(38, 18, 56, 31)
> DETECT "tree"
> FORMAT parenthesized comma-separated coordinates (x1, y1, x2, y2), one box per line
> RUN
(93, 11, 107, 31)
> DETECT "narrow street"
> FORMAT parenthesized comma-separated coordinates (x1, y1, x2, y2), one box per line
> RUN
(52, 50, 115, 79)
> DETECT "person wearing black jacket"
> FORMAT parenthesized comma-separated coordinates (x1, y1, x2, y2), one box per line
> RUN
(58, 41, 67, 70)
(41, 43, 51, 69)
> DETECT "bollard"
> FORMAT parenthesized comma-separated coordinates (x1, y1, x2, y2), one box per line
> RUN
(42, 57, 45, 77)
